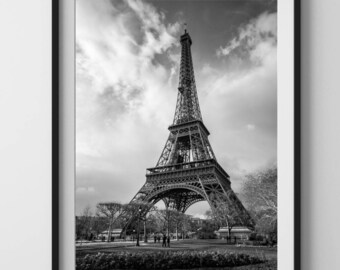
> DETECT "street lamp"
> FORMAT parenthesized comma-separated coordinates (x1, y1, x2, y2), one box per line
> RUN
(144, 220, 148, 243)
(136, 206, 142, 246)
(167, 209, 171, 248)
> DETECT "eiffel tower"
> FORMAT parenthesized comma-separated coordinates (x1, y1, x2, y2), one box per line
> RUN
(120, 29, 254, 230)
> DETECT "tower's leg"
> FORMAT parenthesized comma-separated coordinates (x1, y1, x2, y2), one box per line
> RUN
(198, 175, 254, 228)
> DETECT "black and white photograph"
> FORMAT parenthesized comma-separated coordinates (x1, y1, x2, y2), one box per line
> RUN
(75, 0, 285, 269)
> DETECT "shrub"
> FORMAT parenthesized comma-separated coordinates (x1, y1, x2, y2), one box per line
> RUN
(249, 233, 257, 241)
(76, 250, 265, 270)
(255, 235, 264, 242)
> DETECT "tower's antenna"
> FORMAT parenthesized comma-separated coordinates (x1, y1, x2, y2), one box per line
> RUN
(184, 22, 187, 33)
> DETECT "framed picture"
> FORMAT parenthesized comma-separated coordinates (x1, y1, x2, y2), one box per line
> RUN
(56, 0, 300, 269)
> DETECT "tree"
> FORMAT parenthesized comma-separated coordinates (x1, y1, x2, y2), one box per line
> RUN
(187, 216, 200, 233)
(145, 211, 162, 233)
(170, 210, 185, 240)
(123, 201, 156, 245)
(211, 201, 240, 243)
(76, 206, 93, 245)
(154, 209, 172, 235)
(242, 165, 277, 243)
(96, 202, 123, 242)
(205, 210, 213, 220)
(141, 207, 160, 242)
(180, 214, 191, 239)
(91, 216, 107, 239)
(154, 208, 180, 243)
(153, 209, 200, 240)
(197, 220, 218, 239)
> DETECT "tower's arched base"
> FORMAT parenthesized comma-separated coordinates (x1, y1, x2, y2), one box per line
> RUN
(117, 159, 254, 234)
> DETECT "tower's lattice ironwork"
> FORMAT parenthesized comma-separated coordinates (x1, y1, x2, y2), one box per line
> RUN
(117, 30, 254, 232)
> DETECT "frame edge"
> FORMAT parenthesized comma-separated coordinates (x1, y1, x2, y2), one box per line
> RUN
(294, 0, 301, 269)
(52, 0, 59, 269)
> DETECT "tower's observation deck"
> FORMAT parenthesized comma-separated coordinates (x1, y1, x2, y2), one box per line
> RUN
(180, 31, 192, 45)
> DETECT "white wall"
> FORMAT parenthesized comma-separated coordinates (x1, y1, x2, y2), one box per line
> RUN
(301, 0, 340, 269)
(0, 0, 339, 269)
(0, 1, 52, 269)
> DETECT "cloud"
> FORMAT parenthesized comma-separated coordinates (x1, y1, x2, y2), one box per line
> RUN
(76, 186, 96, 194)
(216, 12, 277, 64)
(76, 0, 182, 212)
(197, 11, 277, 191)
(246, 124, 256, 131)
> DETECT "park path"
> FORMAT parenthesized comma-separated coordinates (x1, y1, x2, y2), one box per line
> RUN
(76, 239, 277, 261)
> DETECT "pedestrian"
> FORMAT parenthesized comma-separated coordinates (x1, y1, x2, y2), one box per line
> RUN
(154, 235, 157, 243)
(158, 236, 160, 243)
(167, 235, 170, 247)
(162, 234, 166, 247)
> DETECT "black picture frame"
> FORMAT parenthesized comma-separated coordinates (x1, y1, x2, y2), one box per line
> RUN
(52, 0, 59, 270)
(294, 0, 301, 269)
(52, 0, 301, 269)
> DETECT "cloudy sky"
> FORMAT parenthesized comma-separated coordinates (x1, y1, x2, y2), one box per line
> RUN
(76, 0, 277, 217)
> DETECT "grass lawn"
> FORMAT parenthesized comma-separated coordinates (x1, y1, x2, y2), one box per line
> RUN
(76, 239, 277, 269)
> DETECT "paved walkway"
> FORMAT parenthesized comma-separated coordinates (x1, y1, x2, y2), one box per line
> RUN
(76, 239, 277, 260)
